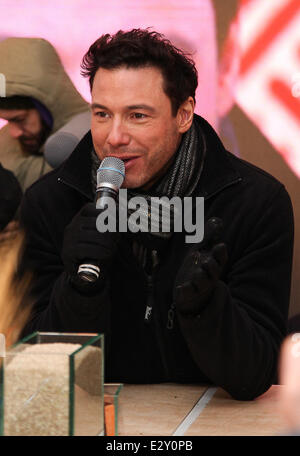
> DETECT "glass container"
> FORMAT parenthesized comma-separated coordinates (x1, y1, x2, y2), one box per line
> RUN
(0, 332, 104, 436)
(104, 383, 123, 436)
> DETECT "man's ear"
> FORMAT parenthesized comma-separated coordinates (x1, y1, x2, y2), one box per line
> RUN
(177, 96, 195, 133)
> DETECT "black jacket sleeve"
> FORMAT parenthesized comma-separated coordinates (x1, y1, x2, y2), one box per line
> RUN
(20, 194, 111, 336)
(176, 185, 294, 400)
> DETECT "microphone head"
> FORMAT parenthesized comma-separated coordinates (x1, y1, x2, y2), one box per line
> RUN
(97, 157, 125, 191)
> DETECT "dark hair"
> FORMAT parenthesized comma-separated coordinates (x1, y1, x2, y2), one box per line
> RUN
(81, 29, 198, 116)
(0, 95, 36, 110)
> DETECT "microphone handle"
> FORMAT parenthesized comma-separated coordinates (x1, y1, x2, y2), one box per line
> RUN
(95, 187, 117, 209)
(77, 187, 118, 283)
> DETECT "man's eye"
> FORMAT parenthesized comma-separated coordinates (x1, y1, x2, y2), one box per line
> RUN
(95, 111, 108, 118)
(132, 113, 146, 119)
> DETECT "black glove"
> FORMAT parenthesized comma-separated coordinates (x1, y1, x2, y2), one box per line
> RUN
(174, 217, 228, 315)
(62, 202, 120, 292)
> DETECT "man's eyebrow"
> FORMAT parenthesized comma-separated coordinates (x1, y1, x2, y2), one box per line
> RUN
(127, 104, 156, 112)
(91, 103, 107, 110)
(91, 103, 156, 112)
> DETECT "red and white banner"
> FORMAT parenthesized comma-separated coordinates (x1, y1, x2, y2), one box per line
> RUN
(235, 0, 300, 176)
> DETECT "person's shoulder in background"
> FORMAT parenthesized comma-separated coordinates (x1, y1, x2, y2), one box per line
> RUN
(0, 163, 22, 226)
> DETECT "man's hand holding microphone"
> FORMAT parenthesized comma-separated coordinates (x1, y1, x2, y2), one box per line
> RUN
(62, 157, 125, 293)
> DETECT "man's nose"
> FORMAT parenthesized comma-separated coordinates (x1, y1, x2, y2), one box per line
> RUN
(9, 122, 23, 139)
(107, 121, 130, 148)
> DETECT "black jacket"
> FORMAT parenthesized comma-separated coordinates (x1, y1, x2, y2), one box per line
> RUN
(20, 116, 294, 400)
(0, 163, 22, 229)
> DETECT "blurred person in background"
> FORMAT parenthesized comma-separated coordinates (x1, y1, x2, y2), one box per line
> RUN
(279, 334, 300, 435)
(0, 37, 89, 192)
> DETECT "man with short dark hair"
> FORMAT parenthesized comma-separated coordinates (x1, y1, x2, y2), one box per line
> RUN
(20, 29, 294, 400)
(0, 37, 89, 191)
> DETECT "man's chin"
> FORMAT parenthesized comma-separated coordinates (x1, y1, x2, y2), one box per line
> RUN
(123, 177, 156, 191)
(122, 175, 146, 189)
(19, 141, 43, 156)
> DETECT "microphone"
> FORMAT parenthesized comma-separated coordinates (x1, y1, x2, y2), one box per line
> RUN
(77, 156, 125, 283)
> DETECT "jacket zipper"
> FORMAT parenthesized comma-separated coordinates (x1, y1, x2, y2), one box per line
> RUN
(144, 274, 154, 323)
(144, 250, 159, 324)
(144, 250, 171, 378)
(167, 303, 175, 330)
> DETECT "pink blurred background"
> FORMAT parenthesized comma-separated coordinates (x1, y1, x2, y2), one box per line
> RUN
(0, 0, 219, 128)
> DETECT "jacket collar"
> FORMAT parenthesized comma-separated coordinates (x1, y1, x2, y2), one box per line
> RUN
(194, 114, 242, 198)
(57, 114, 242, 200)
(58, 131, 95, 200)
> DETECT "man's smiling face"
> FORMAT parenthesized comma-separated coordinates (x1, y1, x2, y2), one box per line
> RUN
(91, 66, 189, 189)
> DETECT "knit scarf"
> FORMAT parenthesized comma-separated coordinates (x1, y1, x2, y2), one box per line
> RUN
(91, 116, 206, 266)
